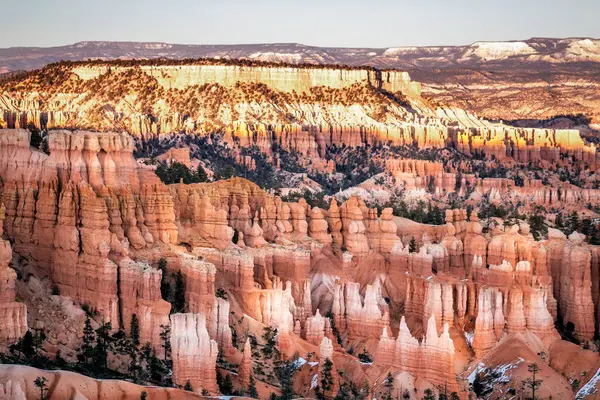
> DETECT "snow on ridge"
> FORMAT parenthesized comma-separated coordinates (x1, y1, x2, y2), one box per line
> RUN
(382, 46, 446, 56)
(463, 41, 537, 60)
(248, 52, 304, 63)
(564, 39, 600, 61)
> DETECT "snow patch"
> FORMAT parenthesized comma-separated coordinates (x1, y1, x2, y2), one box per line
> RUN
(311, 373, 319, 389)
(468, 362, 486, 384)
(248, 52, 303, 63)
(576, 366, 600, 399)
(463, 41, 536, 60)
(467, 358, 525, 390)
(309, 361, 319, 367)
(465, 331, 474, 347)
(294, 357, 307, 368)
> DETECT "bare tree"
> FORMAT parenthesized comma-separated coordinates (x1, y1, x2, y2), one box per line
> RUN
(523, 363, 542, 400)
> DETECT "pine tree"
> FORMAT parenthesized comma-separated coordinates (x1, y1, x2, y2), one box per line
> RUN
(54, 350, 66, 368)
(275, 360, 296, 400)
(94, 322, 113, 371)
(569, 211, 580, 233)
(316, 358, 334, 399)
(358, 347, 372, 363)
(437, 384, 448, 400)
(197, 164, 208, 182)
(78, 316, 96, 365)
(409, 236, 417, 253)
(555, 213, 563, 230)
(34, 376, 48, 400)
(247, 375, 259, 399)
(173, 271, 186, 313)
(140, 392, 147, 400)
(455, 171, 463, 192)
(423, 388, 435, 400)
(158, 258, 170, 300)
(216, 369, 223, 390)
(385, 372, 394, 388)
(130, 314, 140, 347)
(221, 373, 234, 395)
(334, 382, 351, 400)
(382, 372, 394, 400)
(184, 380, 193, 391)
(146, 347, 169, 384)
(523, 363, 542, 400)
(13, 331, 36, 359)
(159, 324, 171, 361)
(128, 351, 143, 383)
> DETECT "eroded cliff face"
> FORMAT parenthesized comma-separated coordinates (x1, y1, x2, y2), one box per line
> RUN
(0, 129, 176, 350)
(2, 60, 597, 173)
(3, 128, 600, 397)
(0, 203, 27, 343)
(1, 38, 598, 125)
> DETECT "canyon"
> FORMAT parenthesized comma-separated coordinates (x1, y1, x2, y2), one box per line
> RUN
(0, 56, 599, 400)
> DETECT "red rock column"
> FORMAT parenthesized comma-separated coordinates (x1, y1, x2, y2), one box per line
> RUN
(239, 338, 253, 388)
(209, 298, 234, 355)
(118, 258, 171, 355)
(318, 337, 339, 397)
(181, 257, 216, 316)
(170, 313, 219, 394)
(472, 287, 502, 358)
(0, 203, 27, 343)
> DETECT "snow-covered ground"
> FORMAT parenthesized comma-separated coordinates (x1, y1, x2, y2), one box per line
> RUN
(311, 373, 319, 389)
(576, 366, 600, 399)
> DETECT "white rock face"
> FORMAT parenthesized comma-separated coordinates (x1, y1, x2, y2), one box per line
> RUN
(462, 41, 537, 60)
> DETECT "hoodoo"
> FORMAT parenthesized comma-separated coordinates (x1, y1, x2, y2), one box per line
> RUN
(0, 38, 598, 400)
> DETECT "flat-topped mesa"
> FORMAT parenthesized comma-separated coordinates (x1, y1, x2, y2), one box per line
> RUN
(67, 62, 421, 96)
(170, 313, 218, 394)
(0, 203, 28, 344)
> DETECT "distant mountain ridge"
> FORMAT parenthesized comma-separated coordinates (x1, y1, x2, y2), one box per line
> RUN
(1, 37, 599, 73)
(1, 38, 598, 124)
